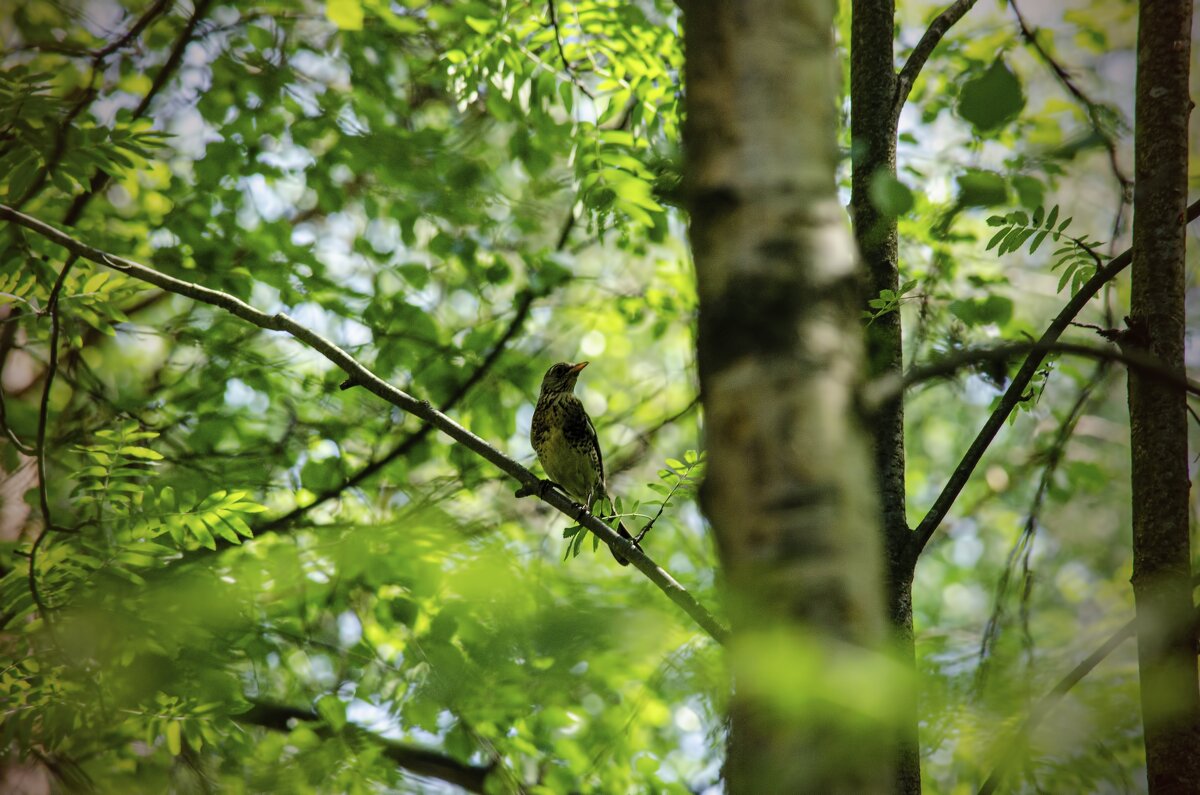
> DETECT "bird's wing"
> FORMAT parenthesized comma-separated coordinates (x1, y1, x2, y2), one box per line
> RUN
(582, 405, 605, 486)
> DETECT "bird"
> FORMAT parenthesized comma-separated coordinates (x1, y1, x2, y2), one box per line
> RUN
(531, 361, 638, 565)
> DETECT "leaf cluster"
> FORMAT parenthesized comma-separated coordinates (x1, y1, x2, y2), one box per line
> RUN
(986, 205, 1110, 294)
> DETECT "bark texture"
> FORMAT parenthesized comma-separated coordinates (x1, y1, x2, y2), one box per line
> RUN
(682, 1, 890, 791)
(1127, 1, 1200, 792)
(850, 2, 920, 793)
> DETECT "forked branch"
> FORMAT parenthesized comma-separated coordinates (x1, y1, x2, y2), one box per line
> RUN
(0, 203, 730, 646)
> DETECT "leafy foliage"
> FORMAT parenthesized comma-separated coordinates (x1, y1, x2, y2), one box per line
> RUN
(865, 278, 919, 323)
(562, 450, 704, 559)
(985, 205, 1111, 294)
(957, 57, 1025, 132)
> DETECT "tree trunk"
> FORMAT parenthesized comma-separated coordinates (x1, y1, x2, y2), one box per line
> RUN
(850, 2, 921, 793)
(682, 1, 891, 791)
(1127, 1, 1200, 792)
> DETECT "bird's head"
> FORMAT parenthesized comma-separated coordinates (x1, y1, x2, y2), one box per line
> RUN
(539, 361, 588, 396)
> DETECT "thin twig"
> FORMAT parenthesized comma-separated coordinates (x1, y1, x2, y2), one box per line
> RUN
(29, 255, 80, 624)
(1009, 0, 1132, 198)
(0, 204, 730, 646)
(62, 0, 217, 227)
(894, 0, 982, 116)
(547, 0, 594, 99)
(93, 0, 174, 60)
(630, 456, 701, 543)
(973, 362, 1109, 691)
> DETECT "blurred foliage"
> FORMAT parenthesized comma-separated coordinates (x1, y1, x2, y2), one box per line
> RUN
(0, 0, 1185, 792)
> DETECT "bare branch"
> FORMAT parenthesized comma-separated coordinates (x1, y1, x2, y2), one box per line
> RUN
(29, 254, 80, 625)
(1009, 0, 1132, 197)
(972, 362, 1110, 691)
(0, 203, 730, 646)
(94, 0, 174, 60)
(547, 0, 594, 99)
(10, 0, 172, 60)
(908, 197, 1200, 557)
(894, 0, 981, 116)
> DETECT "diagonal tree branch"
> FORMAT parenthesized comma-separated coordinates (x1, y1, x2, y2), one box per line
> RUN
(93, 0, 175, 60)
(894, 0, 981, 116)
(254, 290, 535, 538)
(262, 198, 574, 537)
(0, 204, 730, 646)
(909, 197, 1200, 557)
(237, 700, 495, 793)
(62, 0, 217, 228)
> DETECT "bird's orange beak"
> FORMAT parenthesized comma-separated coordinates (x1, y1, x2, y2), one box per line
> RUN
(569, 361, 589, 374)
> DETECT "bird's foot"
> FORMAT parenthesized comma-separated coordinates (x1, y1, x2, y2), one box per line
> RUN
(515, 478, 563, 499)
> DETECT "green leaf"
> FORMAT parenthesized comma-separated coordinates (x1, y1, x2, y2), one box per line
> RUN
(326, 0, 364, 30)
(948, 295, 1013, 327)
(868, 171, 915, 217)
(81, 271, 109, 295)
(166, 721, 181, 756)
(119, 446, 164, 461)
(316, 695, 347, 731)
(465, 16, 496, 34)
(986, 227, 1009, 252)
(300, 458, 341, 492)
(956, 170, 1007, 208)
(208, 518, 241, 544)
(957, 58, 1025, 132)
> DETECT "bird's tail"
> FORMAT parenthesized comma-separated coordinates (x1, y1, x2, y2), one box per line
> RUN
(603, 493, 639, 566)
(610, 522, 638, 566)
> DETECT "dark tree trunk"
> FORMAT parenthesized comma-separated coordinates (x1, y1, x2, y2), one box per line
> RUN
(1126, 1, 1200, 792)
(682, 0, 891, 791)
(850, 2, 921, 793)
